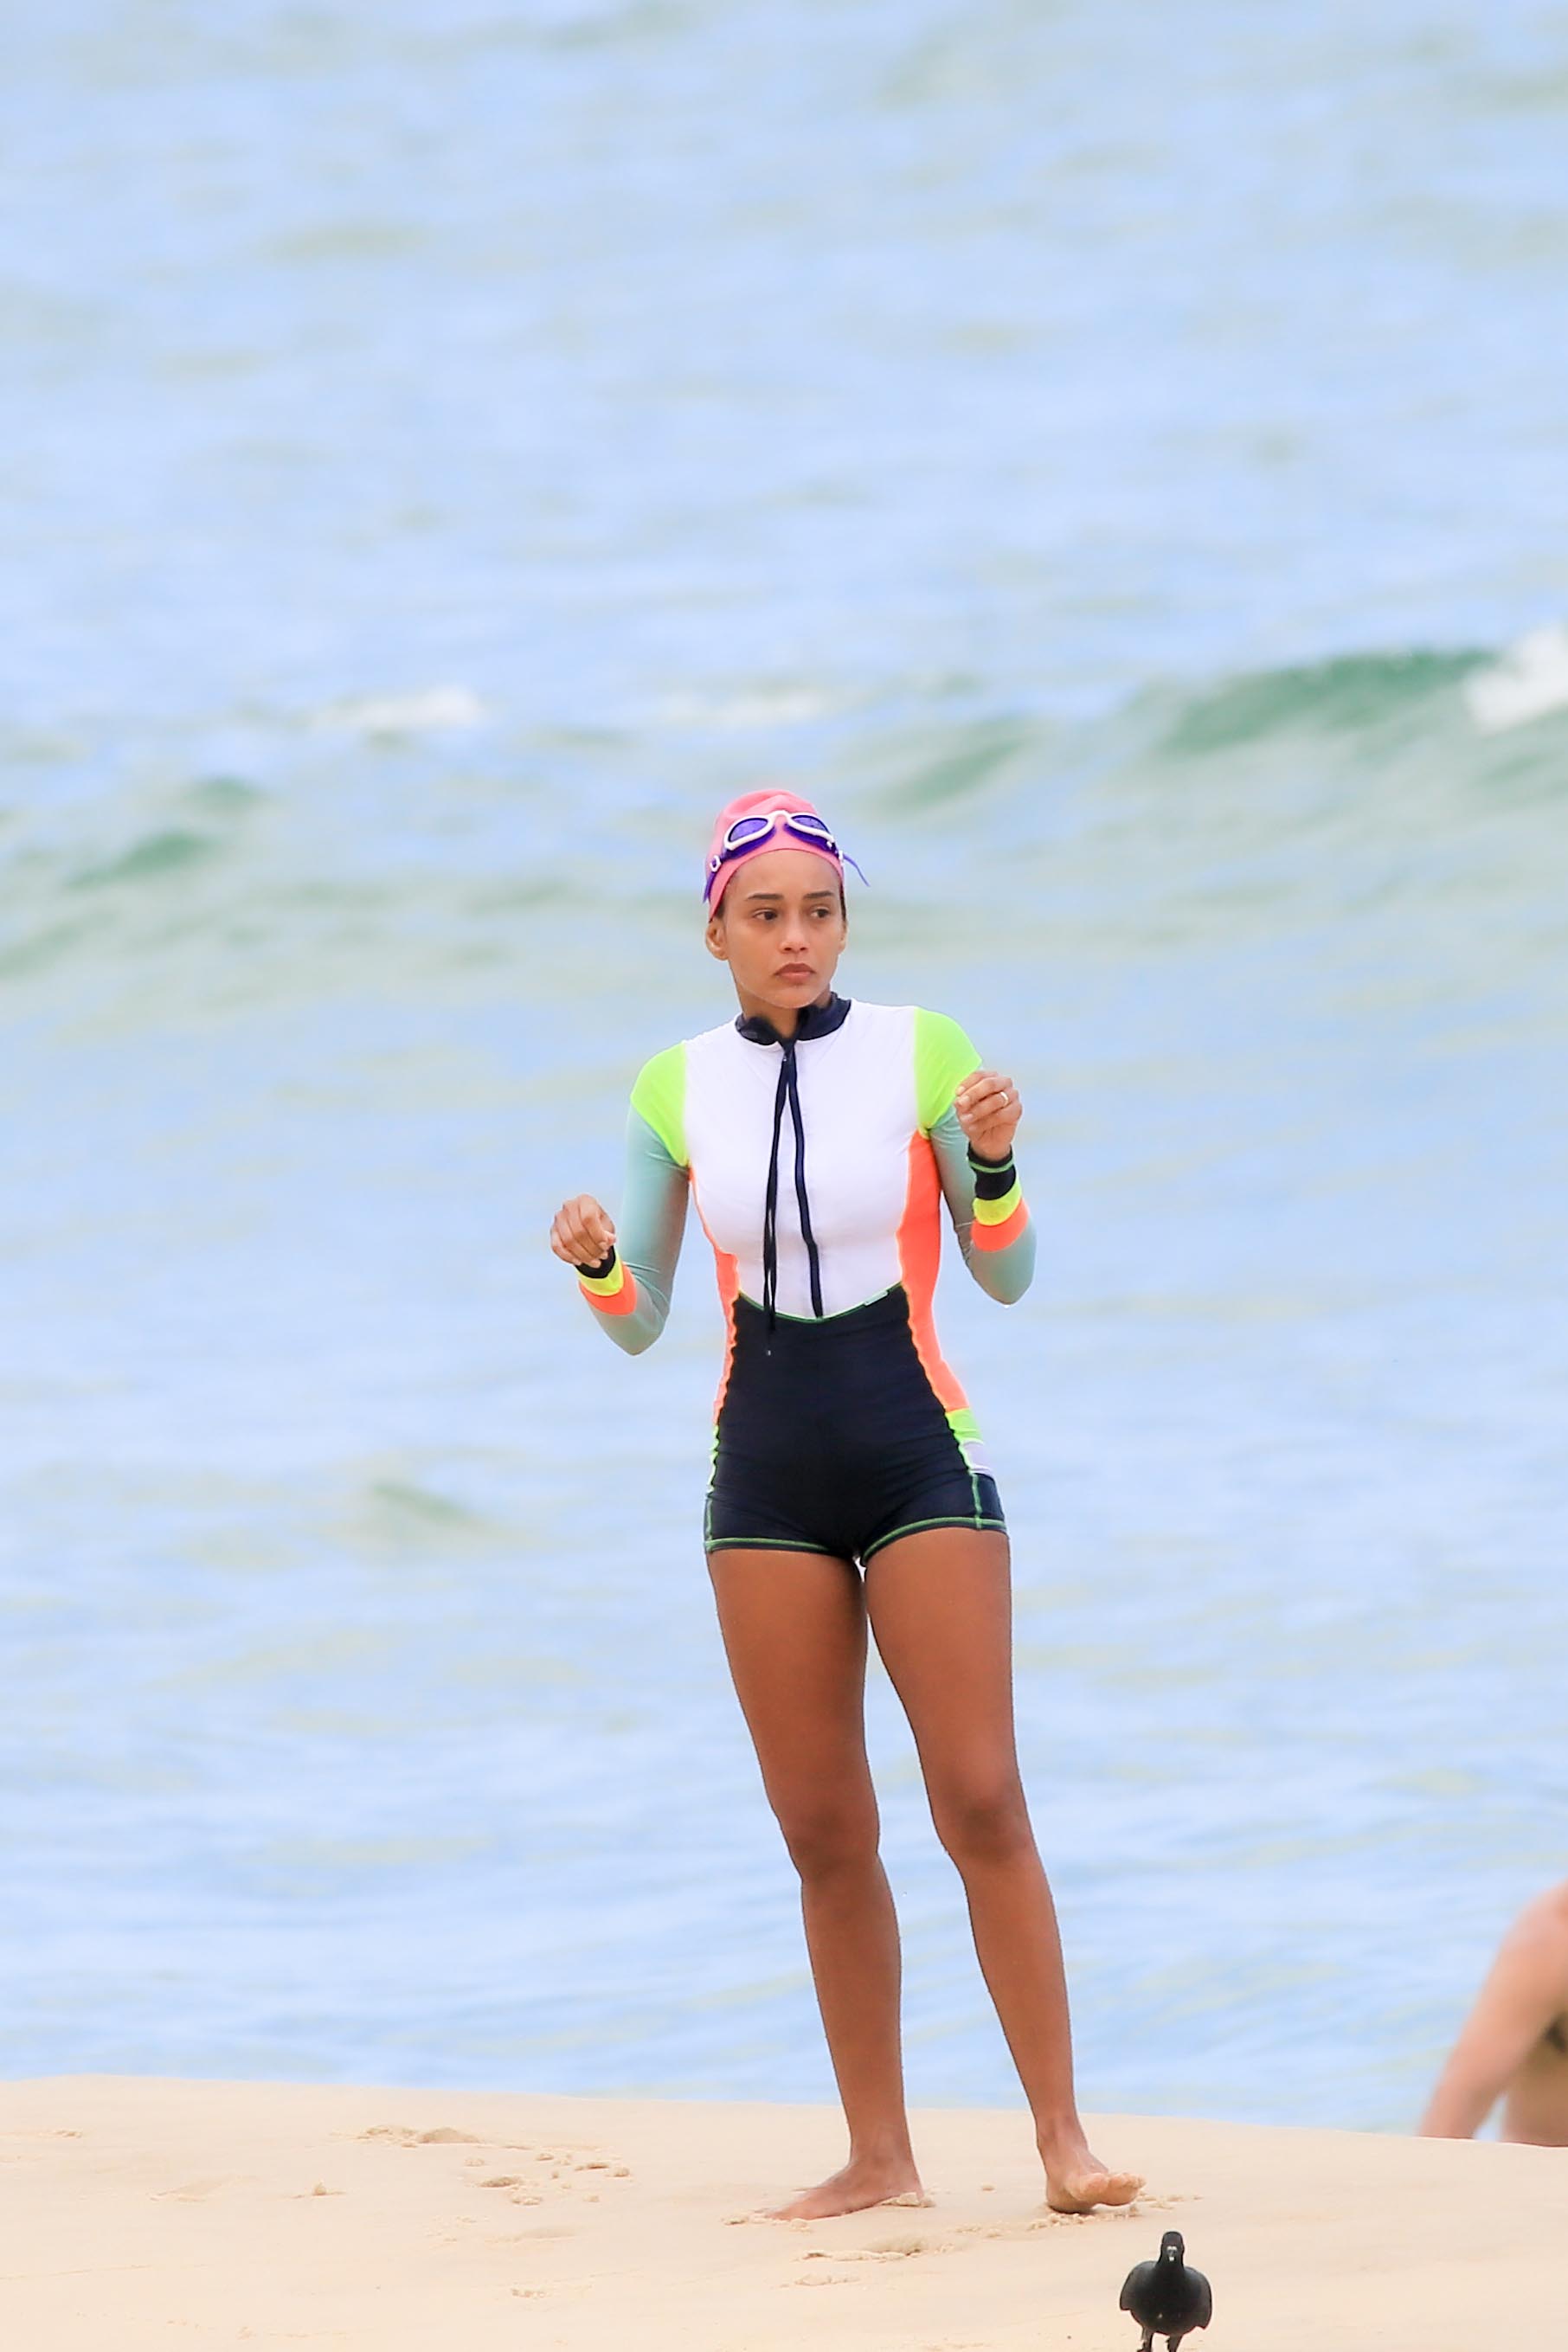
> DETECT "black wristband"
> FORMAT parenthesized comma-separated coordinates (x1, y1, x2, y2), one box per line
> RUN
(967, 1145, 1017, 1203)
(579, 1246, 618, 1282)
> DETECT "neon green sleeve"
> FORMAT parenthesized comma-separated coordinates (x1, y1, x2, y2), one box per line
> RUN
(914, 1007, 982, 1134)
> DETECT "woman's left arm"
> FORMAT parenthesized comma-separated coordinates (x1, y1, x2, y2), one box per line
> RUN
(916, 1011, 1036, 1305)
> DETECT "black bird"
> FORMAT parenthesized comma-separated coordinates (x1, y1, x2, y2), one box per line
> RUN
(1119, 2229, 1213, 2352)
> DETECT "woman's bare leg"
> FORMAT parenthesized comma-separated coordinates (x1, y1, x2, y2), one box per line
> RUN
(707, 1546, 925, 2219)
(864, 1526, 1142, 2213)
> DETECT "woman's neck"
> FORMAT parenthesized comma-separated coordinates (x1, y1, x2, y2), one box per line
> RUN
(733, 984, 832, 1041)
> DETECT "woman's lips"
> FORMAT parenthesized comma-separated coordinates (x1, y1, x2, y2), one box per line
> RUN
(777, 965, 813, 980)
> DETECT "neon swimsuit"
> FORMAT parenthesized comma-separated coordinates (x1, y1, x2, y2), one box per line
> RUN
(577, 997, 1035, 1561)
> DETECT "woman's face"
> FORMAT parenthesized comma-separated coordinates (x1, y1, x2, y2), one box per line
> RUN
(704, 848, 847, 1014)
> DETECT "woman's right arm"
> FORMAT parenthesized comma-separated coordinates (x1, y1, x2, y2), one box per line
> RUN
(549, 1050, 690, 1356)
(1418, 1888, 1568, 2137)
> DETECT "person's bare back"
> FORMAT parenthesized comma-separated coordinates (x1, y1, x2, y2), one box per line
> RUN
(1420, 1881, 1568, 2145)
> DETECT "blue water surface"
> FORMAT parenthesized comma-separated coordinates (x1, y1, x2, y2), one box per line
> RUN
(2, 0, 1566, 2131)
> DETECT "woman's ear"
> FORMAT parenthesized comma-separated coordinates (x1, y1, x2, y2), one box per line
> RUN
(704, 911, 729, 963)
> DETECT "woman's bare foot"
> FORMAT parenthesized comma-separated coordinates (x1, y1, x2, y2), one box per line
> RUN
(1038, 2126, 1143, 2214)
(764, 2153, 928, 2220)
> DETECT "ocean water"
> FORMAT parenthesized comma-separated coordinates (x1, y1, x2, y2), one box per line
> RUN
(3, 1, 1566, 2135)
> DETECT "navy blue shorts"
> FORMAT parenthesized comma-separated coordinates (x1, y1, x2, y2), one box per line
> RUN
(704, 1285, 1006, 1566)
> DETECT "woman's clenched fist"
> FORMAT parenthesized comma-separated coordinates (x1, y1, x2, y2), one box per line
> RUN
(550, 1194, 616, 1267)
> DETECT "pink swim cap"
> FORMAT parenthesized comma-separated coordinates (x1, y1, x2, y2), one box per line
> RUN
(703, 788, 846, 912)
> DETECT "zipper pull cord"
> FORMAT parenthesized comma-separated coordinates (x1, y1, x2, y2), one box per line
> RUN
(761, 1051, 789, 1333)
(783, 1044, 825, 1319)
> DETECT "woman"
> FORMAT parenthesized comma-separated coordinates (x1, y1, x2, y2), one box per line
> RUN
(549, 789, 1141, 2222)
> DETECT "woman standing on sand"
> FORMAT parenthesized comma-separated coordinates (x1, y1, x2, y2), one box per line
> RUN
(549, 791, 1141, 2220)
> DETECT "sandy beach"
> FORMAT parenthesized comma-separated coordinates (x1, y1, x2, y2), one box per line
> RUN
(3, 2077, 1561, 2350)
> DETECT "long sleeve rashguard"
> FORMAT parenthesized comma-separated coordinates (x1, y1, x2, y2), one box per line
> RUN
(574, 1001, 1034, 1366)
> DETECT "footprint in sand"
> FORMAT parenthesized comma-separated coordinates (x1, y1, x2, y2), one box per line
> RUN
(802, 2235, 938, 2262)
(356, 2124, 482, 2148)
(486, 2156, 631, 2194)
(791, 2229, 953, 2279)
(357, 2126, 632, 2203)
(954, 2197, 1149, 2246)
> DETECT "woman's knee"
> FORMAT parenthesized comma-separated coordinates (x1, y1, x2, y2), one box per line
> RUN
(929, 1775, 1033, 1870)
(772, 1792, 880, 1883)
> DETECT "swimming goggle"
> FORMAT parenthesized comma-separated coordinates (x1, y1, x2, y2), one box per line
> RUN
(704, 809, 867, 903)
